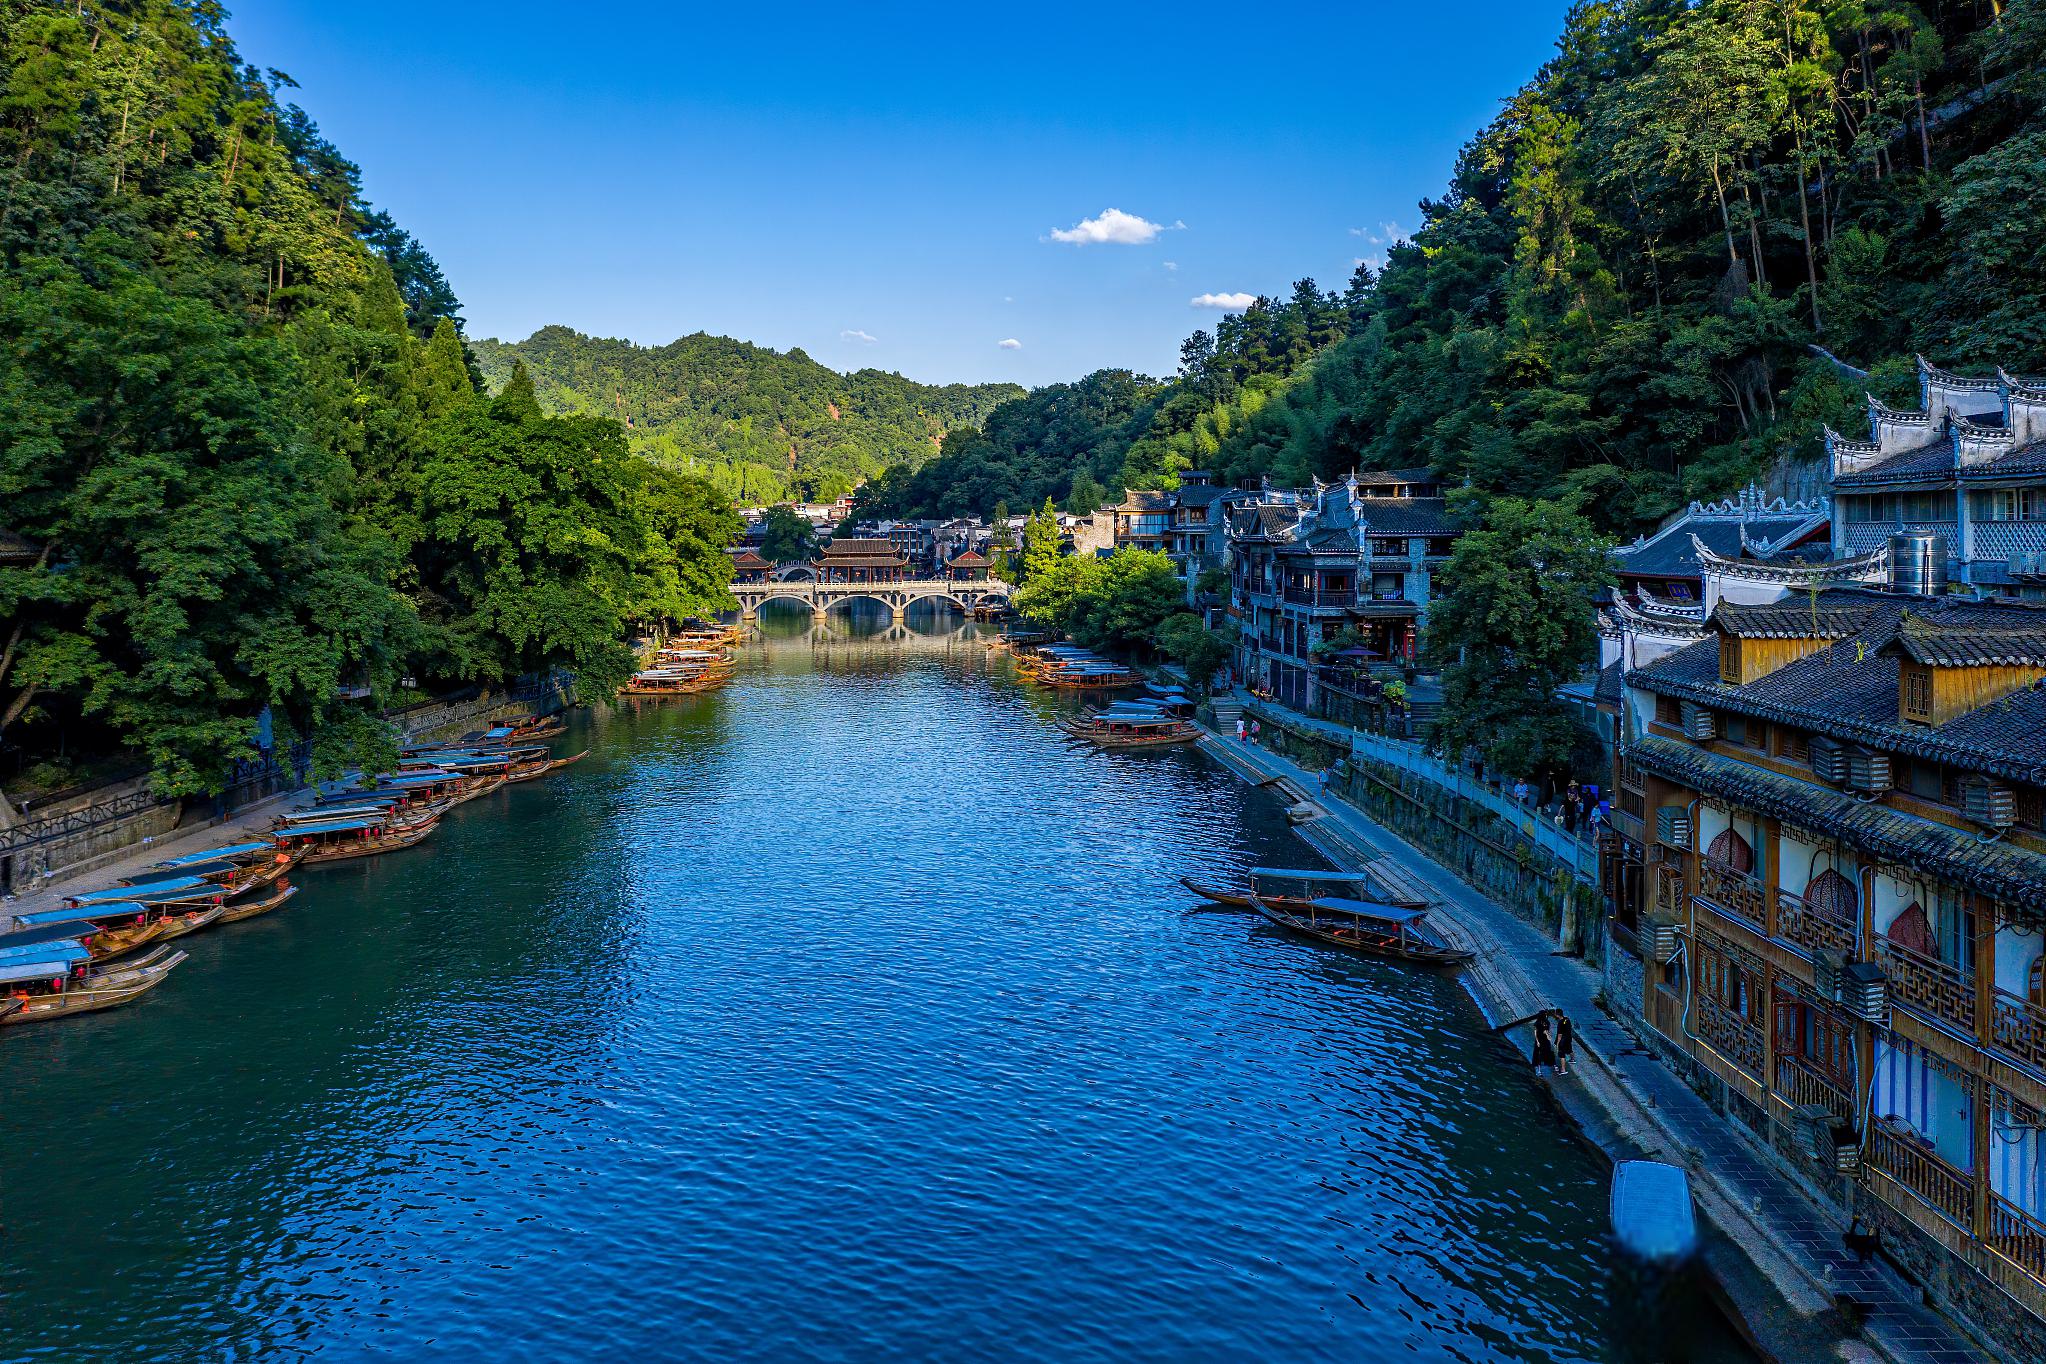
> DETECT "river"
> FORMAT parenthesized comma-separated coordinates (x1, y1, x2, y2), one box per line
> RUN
(0, 610, 1747, 1362)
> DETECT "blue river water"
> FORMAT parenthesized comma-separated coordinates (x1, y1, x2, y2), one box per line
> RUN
(0, 612, 1740, 1362)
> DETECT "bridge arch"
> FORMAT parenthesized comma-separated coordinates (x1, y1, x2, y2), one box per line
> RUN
(747, 589, 820, 615)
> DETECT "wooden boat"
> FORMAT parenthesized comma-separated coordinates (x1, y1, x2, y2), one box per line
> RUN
(219, 881, 298, 924)
(155, 904, 228, 942)
(506, 749, 590, 784)
(272, 810, 439, 864)
(1057, 712, 1202, 748)
(1181, 867, 1430, 913)
(135, 842, 301, 894)
(1036, 659, 1142, 689)
(1, 944, 187, 1026)
(620, 665, 734, 697)
(1247, 894, 1472, 967)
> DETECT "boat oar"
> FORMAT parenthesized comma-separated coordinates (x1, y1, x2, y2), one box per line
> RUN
(1489, 1010, 1548, 1034)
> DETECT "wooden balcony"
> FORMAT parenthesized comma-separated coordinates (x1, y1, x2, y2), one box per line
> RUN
(1281, 584, 1356, 607)
(1992, 988, 2046, 1073)
(1990, 1194, 2046, 1286)
(1774, 1053, 1855, 1124)
(1653, 863, 1685, 917)
(1695, 994, 1765, 1078)
(1776, 888, 1855, 960)
(1866, 1120, 1976, 1228)
(1695, 857, 1766, 932)
(1877, 938, 1978, 1035)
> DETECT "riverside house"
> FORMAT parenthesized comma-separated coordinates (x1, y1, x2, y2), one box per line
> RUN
(1226, 473, 1461, 710)
(1601, 552, 2046, 1353)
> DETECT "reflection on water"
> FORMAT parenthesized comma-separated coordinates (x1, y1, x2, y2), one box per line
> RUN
(1, 611, 1742, 1361)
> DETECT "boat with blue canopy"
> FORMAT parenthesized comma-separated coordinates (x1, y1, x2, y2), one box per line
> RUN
(1610, 1160, 1699, 1263)
(1, 942, 188, 1026)
(154, 841, 272, 869)
(271, 808, 437, 863)
(64, 876, 207, 906)
(1245, 894, 1471, 967)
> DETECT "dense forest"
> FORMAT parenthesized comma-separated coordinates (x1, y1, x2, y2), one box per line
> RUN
(862, 0, 2046, 532)
(473, 329, 1023, 508)
(0, 1, 738, 811)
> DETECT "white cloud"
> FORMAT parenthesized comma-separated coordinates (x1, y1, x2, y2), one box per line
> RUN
(839, 328, 878, 343)
(1047, 207, 1170, 245)
(1162, 260, 1178, 272)
(1190, 292, 1257, 311)
(1347, 220, 1406, 247)
(1003, 295, 1015, 303)
(998, 338, 1022, 350)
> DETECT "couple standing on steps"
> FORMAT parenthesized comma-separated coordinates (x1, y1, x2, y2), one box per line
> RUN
(1532, 1010, 1574, 1076)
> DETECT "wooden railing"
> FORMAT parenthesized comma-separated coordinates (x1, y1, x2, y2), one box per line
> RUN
(1774, 1053, 1856, 1124)
(1990, 1194, 2046, 1285)
(1654, 863, 1686, 916)
(1776, 888, 1856, 959)
(1696, 857, 1765, 928)
(1867, 1121, 1976, 1227)
(1878, 938, 1978, 1034)
(1992, 988, 2046, 1073)
(1695, 994, 1765, 1078)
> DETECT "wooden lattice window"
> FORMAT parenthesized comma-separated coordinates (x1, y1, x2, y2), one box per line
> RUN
(1655, 694, 1682, 727)
(1902, 662, 1934, 724)
(2017, 787, 2045, 830)
(1774, 728, 1810, 763)
(1720, 636, 1741, 685)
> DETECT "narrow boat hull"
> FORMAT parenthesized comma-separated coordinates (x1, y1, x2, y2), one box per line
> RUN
(298, 821, 438, 863)
(219, 883, 298, 923)
(2, 949, 187, 1025)
(1248, 897, 1472, 968)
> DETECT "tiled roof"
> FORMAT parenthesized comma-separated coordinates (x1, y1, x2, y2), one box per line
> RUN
(1713, 601, 1880, 640)
(947, 549, 988, 566)
(1357, 497, 1456, 536)
(1617, 516, 1822, 578)
(1629, 588, 2046, 784)
(1631, 735, 2046, 919)
(1593, 660, 1625, 706)
(1171, 482, 1228, 507)
(1831, 438, 1954, 488)
(821, 538, 902, 557)
(1964, 439, 2046, 481)
(1115, 489, 1174, 512)
(1355, 466, 1437, 486)
(1233, 504, 1301, 539)
(0, 529, 40, 561)
(1892, 626, 2046, 668)
(729, 548, 770, 567)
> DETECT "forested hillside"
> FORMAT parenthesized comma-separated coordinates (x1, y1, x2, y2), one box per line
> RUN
(0, 1, 737, 809)
(473, 328, 1023, 507)
(864, 0, 2046, 532)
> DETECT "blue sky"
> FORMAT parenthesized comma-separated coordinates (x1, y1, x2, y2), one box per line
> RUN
(231, 1, 1574, 387)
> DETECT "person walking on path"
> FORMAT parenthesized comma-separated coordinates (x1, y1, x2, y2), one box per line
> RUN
(1248, 719, 1261, 745)
(1563, 781, 1581, 835)
(1511, 778, 1529, 807)
(1235, 717, 1246, 743)
(1555, 1014, 1575, 1075)
(1531, 1013, 1559, 1074)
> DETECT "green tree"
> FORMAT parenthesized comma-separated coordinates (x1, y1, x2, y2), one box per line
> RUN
(1019, 497, 1063, 584)
(1065, 468, 1104, 516)
(1155, 613, 1231, 691)
(1069, 550, 1185, 652)
(1429, 498, 1613, 779)
(758, 505, 818, 564)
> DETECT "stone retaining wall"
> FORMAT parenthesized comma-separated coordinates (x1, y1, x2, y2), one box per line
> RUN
(1250, 707, 1603, 965)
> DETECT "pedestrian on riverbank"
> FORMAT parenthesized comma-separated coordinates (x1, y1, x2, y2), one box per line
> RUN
(1555, 1014, 1575, 1075)
(1235, 718, 1246, 742)
(1249, 719, 1261, 745)
(1531, 1013, 1558, 1074)
(1563, 781, 1581, 834)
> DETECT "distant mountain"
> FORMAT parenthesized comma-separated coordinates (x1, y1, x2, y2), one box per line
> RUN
(472, 327, 1023, 505)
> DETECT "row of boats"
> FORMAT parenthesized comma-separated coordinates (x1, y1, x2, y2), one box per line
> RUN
(620, 627, 743, 698)
(0, 714, 584, 1027)
(994, 638, 1206, 748)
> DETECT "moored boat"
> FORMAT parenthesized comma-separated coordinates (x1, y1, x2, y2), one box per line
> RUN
(1610, 1160, 1700, 1264)
(272, 810, 438, 864)
(505, 748, 590, 783)
(1181, 866, 1430, 913)
(1246, 894, 1472, 967)
(219, 881, 299, 924)
(0, 944, 187, 1025)
(1057, 710, 1201, 747)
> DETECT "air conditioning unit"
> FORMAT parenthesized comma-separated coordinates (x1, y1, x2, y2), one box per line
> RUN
(1644, 913, 1682, 963)
(1655, 807, 1691, 849)
(1845, 748, 1893, 793)
(1841, 960, 1889, 1024)
(1809, 735, 1847, 785)
(1682, 700, 1717, 741)
(1813, 949, 1846, 1004)
(1806, 1117, 1862, 1176)
(1962, 774, 2017, 830)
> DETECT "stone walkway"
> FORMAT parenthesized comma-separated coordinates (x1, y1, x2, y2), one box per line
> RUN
(1200, 724, 1993, 1364)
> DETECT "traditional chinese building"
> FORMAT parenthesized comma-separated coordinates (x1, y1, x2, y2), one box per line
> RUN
(1614, 486, 1832, 607)
(1828, 358, 2046, 600)
(812, 538, 909, 584)
(1226, 473, 1460, 709)
(1599, 551, 2046, 1351)
(729, 547, 771, 584)
(944, 549, 990, 581)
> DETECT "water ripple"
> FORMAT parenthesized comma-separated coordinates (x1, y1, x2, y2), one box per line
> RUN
(2, 628, 1629, 1363)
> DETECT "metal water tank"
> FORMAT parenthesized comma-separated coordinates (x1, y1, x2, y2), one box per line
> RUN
(1889, 531, 1948, 596)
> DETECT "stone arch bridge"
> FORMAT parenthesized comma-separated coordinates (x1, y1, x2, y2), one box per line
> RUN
(733, 578, 1011, 622)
